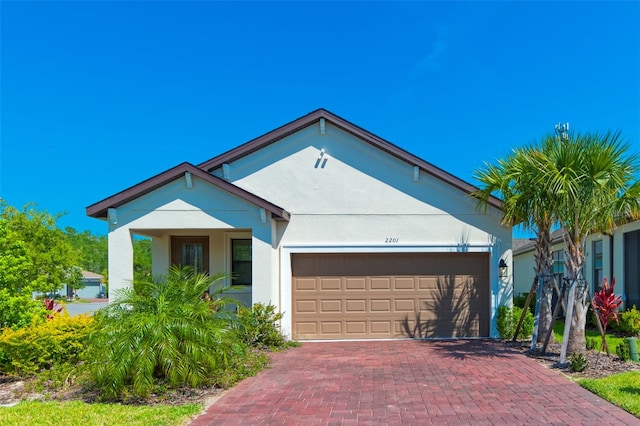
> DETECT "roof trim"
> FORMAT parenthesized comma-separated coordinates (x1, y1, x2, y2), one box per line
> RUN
(86, 162, 290, 221)
(198, 108, 503, 210)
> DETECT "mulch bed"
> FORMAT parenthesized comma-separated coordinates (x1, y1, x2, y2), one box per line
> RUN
(505, 339, 640, 380)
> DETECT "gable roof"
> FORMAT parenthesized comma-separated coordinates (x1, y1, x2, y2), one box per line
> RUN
(198, 108, 503, 210)
(513, 229, 566, 256)
(87, 109, 502, 220)
(86, 162, 290, 221)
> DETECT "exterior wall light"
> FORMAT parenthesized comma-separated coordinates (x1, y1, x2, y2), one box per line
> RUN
(498, 259, 508, 278)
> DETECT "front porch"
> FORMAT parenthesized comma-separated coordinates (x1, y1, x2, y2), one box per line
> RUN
(107, 224, 279, 309)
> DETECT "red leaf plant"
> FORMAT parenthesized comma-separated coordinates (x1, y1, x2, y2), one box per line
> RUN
(43, 298, 63, 319)
(591, 277, 623, 333)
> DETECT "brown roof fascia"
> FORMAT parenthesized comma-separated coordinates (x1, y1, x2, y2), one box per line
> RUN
(86, 162, 290, 221)
(198, 108, 503, 210)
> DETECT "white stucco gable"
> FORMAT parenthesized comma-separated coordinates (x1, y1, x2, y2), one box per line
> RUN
(212, 119, 503, 246)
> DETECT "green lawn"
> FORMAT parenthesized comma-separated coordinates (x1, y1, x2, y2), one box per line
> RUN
(552, 320, 626, 351)
(579, 372, 640, 417)
(0, 400, 202, 426)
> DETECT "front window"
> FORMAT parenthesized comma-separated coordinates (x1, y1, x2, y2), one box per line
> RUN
(593, 240, 603, 290)
(231, 239, 252, 286)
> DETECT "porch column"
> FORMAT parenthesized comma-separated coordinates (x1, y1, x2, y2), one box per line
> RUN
(108, 227, 134, 300)
(251, 221, 276, 307)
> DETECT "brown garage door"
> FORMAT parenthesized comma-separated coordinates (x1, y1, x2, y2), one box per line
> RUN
(291, 253, 490, 340)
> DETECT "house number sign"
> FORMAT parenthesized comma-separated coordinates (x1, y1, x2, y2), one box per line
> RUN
(385, 238, 399, 243)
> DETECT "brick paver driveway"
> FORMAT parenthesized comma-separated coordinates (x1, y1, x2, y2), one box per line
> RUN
(190, 340, 639, 425)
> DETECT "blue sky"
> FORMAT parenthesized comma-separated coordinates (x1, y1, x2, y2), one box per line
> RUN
(2, 1, 639, 237)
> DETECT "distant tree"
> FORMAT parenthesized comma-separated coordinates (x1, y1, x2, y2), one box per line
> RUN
(0, 201, 82, 295)
(133, 237, 152, 280)
(0, 201, 84, 328)
(64, 227, 108, 275)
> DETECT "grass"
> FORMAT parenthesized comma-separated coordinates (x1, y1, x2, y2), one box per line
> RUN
(578, 372, 640, 417)
(0, 400, 202, 426)
(552, 320, 626, 351)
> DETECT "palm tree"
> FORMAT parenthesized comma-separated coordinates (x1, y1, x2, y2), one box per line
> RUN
(85, 266, 235, 399)
(536, 131, 640, 358)
(473, 144, 556, 346)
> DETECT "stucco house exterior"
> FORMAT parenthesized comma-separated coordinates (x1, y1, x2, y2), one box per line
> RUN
(86, 109, 511, 340)
(69, 270, 106, 300)
(513, 220, 640, 310)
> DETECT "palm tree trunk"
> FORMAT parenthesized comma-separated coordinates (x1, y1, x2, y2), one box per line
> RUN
(535, 226, 554, 345)
(564, 232, 588, 356)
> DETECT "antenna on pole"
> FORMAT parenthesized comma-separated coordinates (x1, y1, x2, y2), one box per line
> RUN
(554, 122, 569, 141)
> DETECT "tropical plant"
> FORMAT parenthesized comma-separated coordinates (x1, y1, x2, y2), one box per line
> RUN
(591, 277, 623, 333)
(534, 131, 640, 357)
(473, 144, 556, 344)
(83, 266, 236, 399)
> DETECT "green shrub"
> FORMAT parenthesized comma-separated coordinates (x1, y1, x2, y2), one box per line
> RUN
(617, 306, 640, 337)
(497, 305, 534, 340)
(236, 302, 289, 350)
(586, 337, 598, 351)
(214, 345, 270, 389)
(23, 362, 83, 396)
(0, 313, 94, 377)
(513, 293, 536, 314)
(570, 352, 588, 372)
(84, 266, 239, 400)
(0, 289, 49, 330)
(616, 341, 631, 361)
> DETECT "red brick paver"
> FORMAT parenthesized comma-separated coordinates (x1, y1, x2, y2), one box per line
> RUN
(189, 340, 640, 425)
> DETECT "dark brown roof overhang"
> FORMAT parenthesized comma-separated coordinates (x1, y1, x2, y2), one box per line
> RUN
(86, 162, 290, 221)
(197, 108, 503, 210)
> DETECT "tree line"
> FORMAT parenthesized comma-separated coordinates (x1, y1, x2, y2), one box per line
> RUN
(0, 200, 150, 328)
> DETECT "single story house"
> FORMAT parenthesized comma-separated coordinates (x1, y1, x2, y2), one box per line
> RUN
(86, 109, 511, 340)
(513, 220, 640, 310)
(71, 270, 106, 300)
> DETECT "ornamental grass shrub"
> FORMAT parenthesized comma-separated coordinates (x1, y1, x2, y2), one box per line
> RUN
(83, 266, 244, 400)
(0, 312, 94, 377)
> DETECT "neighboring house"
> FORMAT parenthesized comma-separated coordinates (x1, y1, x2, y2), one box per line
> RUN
(64, 270, 106, 300)
(86, 109, 511, 340)
(513, 220, 640, 310)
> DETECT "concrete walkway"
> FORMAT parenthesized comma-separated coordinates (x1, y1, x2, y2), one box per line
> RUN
(190, 340, 639, 425)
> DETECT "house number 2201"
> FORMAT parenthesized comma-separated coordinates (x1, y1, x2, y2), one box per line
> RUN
(385, 238, 399, 243)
